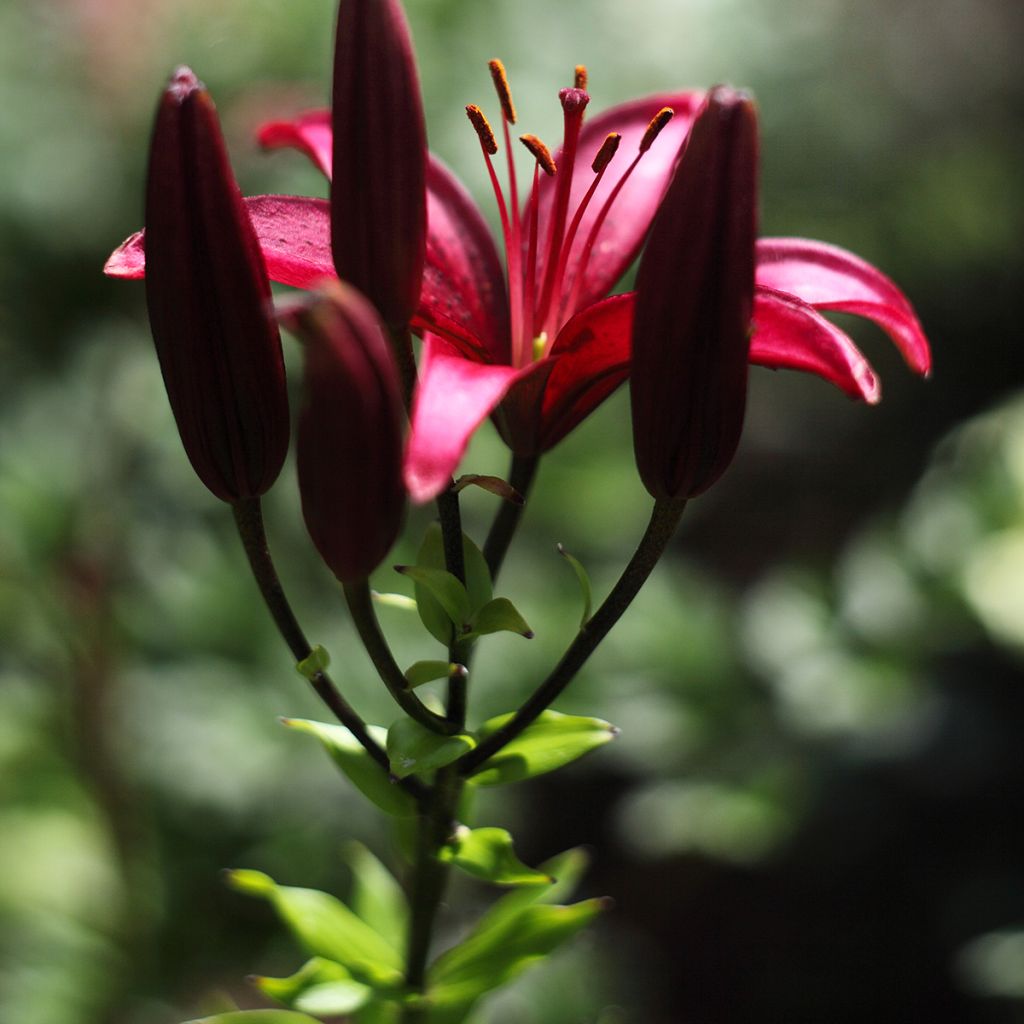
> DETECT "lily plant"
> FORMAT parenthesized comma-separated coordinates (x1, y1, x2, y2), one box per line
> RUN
(104, 0, 930, 1021)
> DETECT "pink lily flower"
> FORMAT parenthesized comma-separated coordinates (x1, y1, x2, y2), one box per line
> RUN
(106, 72, 931, 505)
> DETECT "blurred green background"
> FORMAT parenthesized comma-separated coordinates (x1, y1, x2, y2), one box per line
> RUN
(1, 0, 1022, 1021)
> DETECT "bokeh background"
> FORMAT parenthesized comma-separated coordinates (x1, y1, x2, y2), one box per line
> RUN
(2, 0, 1023, 1021)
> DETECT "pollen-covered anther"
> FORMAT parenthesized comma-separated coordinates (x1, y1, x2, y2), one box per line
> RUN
(520, 134, 557, 176)
(592, 132, 621, 173)
(488, 59, 517, 124)
(574, 64, 588, 90)
(640, 107, 674, 152)
(466, 104, 498, 154)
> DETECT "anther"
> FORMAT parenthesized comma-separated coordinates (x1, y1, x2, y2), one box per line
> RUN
(488, 59, 517, 124)
(520, 134, 557, 176)
(640, 107, 674, 152)
(592, 132, 621, 173)
(574, 64, 588, 90)
(466, 104, 498, 154)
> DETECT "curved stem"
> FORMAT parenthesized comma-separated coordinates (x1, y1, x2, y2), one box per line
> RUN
(459, 498, 685, 774)
(343, 580, 459, 735)
(482, 454, 539, 582)
(232, 500, 426, 803)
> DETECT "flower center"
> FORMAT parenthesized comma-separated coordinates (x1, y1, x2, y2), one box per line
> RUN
(466, 61, 675, 367)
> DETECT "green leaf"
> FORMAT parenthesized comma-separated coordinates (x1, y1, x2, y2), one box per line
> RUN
(295, 644, 331, 680)
(227, 870, 403, 989)
(465, 597, 534, 640)
(479, 847, 591, 931)
(281, 719, 415, 817)
(354, 1002, 401, 1024)
(373, 591, 418, 612)
(386, 719, 476, 779)
(185, 1011, 323, 1024)
(427, 899, 606, 1011)
(467, 711, 618, 786)
(397, 565, 470, 633)
(404, 660, 455, 689)
(558, 544, 593, 627)
(253, 958, 371, 1016)
(343, 842, 407, 950)
(439, 827, 552, 886)
(412, 524, 493, 645)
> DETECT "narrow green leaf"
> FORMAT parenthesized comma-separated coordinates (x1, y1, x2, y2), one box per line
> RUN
(353, 1002, 402, 1024)
(373, 591, 418, 612)
(386, 718, 476, 779)
(397, 565, 470, 632)
(479, 847, 591, 931)
(427, 899, 606, 1010)
(184, 1010, 324, 1023)
(439, 827, 552, 886)
(464, 597, 533, 640)
(467, 711, 618, 787)
(226, 869, 403, 989)
(452, 474, 524, 505)
(412, 524, 493, 645)
(343, 842, 408, 951)
(403, 660, 454, 689)
(295, 644, 330, 681)
(557, 544, 593, 627)
(253, 958, 370, 1016)
(281, 719, 415, 817)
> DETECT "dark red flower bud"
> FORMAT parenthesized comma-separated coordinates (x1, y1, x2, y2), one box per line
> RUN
(630, 87, 758, 500)
(144, 67, 289, 503)
(286, 283, 406, 583)
(332, 0, 427, 332)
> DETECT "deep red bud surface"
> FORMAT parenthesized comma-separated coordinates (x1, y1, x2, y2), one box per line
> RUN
(287, 283, 406, 583)
(143, 67, 289, 503)
(332, 0, 427, 331)
(630, 87, 758, 499)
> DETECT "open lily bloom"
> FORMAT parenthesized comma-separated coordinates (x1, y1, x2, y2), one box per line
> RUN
(105, 71, 931, 504)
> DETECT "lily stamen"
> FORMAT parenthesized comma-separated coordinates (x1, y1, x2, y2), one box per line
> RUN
(574, 64, 588, 90)
(563, 107, 674, 319)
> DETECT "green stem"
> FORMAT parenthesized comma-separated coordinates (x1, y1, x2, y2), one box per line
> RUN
(343, 580, 459, 735)
(402, 767, 462, 1021)
(459, 498, 686, 775)
(482, 454, 539, 582)
(231, 499, 426, 804)
(436, 485, 468, 724)
(388, 325, 418, 412)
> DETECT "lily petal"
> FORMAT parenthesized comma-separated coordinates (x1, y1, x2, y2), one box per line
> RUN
(105, 194, 336, 290)
(537, 293, 635, 450)
(756, 237, 930, 375)
(421, 157, 510, 362)
(751, 286, 881, 403)
(258, 110, 333, 178)
(404, 335, 536, 503)
(528, 91, 704, 317)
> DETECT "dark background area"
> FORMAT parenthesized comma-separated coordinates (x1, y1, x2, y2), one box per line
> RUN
(1, 0, 1023, 1021)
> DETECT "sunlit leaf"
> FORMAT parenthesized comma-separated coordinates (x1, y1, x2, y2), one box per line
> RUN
(558, 544, 593, 627)
(343, 842, 407, 950)
(226, 869, 403, 988)
(439, 826, 551, 886)
(479, 848, 591, 931)
(253, 958, 371, 1016)
(467, 711, 618, 786)
(373, 591, 418, 612)
(386, 718, 476, 779)
(464, 598, 534, 640)
(184, 1010, 324, 1023)
(427, 899, 606, 1011)
(281, 719, 416, 817)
